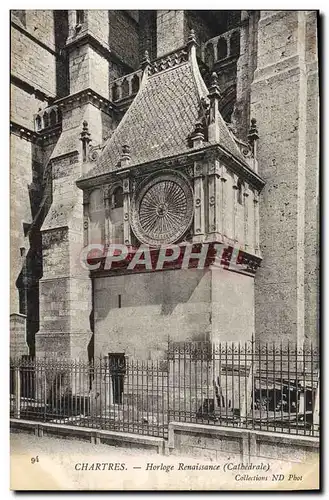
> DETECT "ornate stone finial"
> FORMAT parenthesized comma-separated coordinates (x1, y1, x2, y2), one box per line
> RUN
(140, 50, 151, 72)
(187, 28, 197, 59)
(208, 72, 221, 99)
(120, 144, 131, 168)
(190, 121, 205, 148)
(210, 72, 219, 87)
(247, 118, 259, 158)
(80, 120, 91, 161)
(197, 97, 210, 139)
(194, 121, 204, 134)
(248, 118, 259, 142)
(187, 28, 197, 45)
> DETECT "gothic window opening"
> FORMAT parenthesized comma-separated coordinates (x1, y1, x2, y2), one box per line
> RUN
(89, 188, 105, 244)
(132, 74, 140, 94)
(50, 109, 57, 127)
(76, 10, 85, 26)
(112, 82, 119, 101)
(217, 38, 227, 60)
(43, 112, 49, 128)
(35, 115, 42, 131)
(110, 186, 124, 244)
(237, 179, 243, 205)
(112, 186, 124, 208)
(122, 78, 129, 98)
(230, 30, 240, 57)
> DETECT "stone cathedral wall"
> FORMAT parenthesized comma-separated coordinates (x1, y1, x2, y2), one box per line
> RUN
(10, 10, 319, 360)
(93, 268, 255, 360)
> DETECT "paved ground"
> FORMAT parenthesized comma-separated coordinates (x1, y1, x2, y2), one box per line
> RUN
(10, 431, 319, 491)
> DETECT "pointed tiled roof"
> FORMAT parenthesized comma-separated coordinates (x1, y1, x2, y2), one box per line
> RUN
(81, 46, 247, 181)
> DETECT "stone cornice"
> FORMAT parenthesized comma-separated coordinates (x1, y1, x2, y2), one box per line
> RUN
(65, 31, 111, 59)
(90, 243, 262, 279)
(10, 121, 61, 145)
(76, 144, 265, 192)
(213, 55, 239, 72)
(54, 88, 114, 115)
(10, 122, 38, 142)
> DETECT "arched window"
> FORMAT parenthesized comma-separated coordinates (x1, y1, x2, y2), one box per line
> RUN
(112, 186, 123, 208)
(35, 115, 42, 131)
(132, 74, 140, 94)
(217, 38, 227, 61)
(76, 10, 85, 26)
(43, 112, 49, 128)
(237, 179, 243, 205)
(110, 186, 124, 244)
(89, 189, 105, 244)
(50, 109, 57, 127)
(122, 78, 129, 98)
(112, 82, 119, 101)
(230, 30, 240, 57)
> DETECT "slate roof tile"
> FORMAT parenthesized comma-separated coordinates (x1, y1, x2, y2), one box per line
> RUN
(82, 59, 246, 181)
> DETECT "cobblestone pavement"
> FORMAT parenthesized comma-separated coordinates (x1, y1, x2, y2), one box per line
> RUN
(10, 431, 318, 491)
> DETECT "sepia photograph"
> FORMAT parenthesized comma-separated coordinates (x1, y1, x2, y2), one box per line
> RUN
(9, 7, 320, 491)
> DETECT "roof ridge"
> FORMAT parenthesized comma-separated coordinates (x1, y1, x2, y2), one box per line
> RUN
(148, 60, 189, 79)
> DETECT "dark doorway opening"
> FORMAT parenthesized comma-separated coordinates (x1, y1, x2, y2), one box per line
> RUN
(108, 353, 126, 404)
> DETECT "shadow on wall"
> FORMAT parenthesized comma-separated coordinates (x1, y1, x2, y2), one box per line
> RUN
(160, 268, 210, 316)
(95, 267, 211, 319)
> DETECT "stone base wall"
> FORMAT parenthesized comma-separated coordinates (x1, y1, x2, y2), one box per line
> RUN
(93, 267, 255, 360)
(168, 421, 319, 464)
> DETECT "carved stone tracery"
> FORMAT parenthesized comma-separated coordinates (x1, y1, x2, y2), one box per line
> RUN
(130, 171, 194, 246)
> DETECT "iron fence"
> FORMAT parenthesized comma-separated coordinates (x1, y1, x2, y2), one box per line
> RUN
(10, 342, 319, 439)
(167, 342, 319, 437)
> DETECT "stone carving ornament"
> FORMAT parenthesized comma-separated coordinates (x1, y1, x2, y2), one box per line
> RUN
(130, 171, 194, 246)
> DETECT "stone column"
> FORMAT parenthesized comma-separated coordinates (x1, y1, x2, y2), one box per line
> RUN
(250, 11, 318, 345)
(220, 164, 228, 242)
(36, 11, 114, 363)
(122, 177, 131, 245)
(103, 185, 111, 246)
(243, 184, 251, 252)
(232, 11, 260, 140)
(253, 190, 260, 256)
(207, 160, 222, 241)
(83, 190, 89, 247)
(193, 161, 205, 243)
(232, 173, 239, 244)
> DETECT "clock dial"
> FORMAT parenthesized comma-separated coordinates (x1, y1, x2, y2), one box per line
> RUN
(130, 172, 193, 246)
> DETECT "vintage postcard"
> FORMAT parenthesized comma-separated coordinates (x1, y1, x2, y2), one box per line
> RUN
(10, 8, 320, 491)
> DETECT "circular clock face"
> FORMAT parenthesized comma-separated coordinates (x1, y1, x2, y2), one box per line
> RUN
(130, 172, 193, 246)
